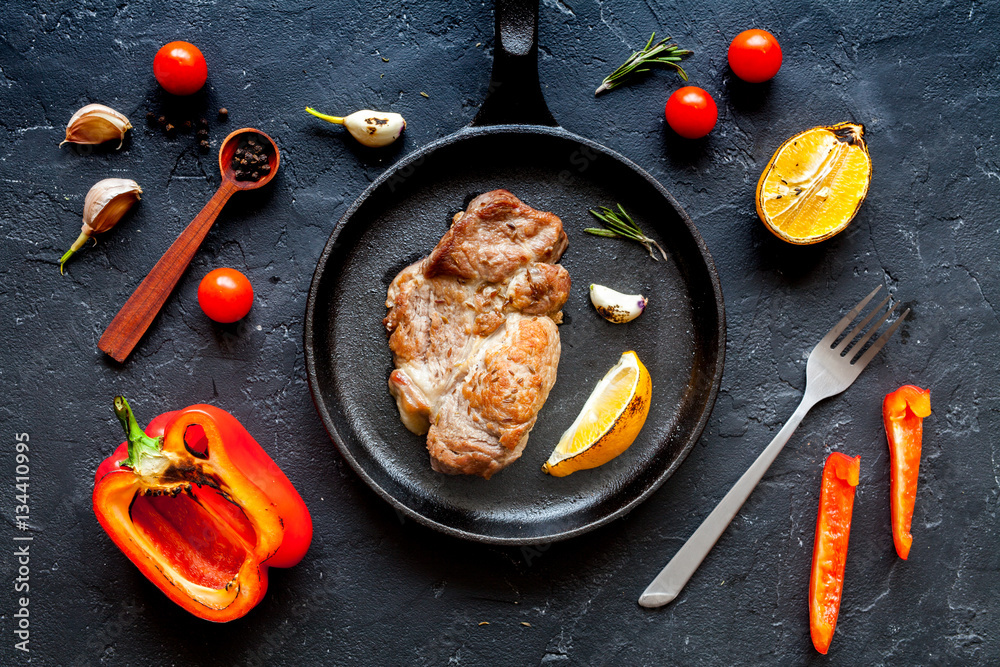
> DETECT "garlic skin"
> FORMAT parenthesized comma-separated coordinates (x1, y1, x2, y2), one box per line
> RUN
(305, 106, 406, 148)
(59, 178, 142, 273)
(589, 284, 648, 324)
(61, 104, 133, 149)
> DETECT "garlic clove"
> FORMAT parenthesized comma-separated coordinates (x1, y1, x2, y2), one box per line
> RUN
(342, 110, 406, 148)
(61, 104, 133, 149)
(589, 284, 648, 323)
(84, 178, 142, 234)
(60, 178, 142, 273)
(306, 106, 407, 148)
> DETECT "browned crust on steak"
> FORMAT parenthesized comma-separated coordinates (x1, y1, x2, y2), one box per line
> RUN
(383, 190, 569, 478)
(425, 189, 568, 282)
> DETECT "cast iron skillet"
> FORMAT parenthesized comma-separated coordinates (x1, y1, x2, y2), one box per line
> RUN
(304, 0, 725, 544)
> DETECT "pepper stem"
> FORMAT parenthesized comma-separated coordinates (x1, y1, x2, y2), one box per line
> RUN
(114, 396, 164, 471)
(305, 106, 345, 124)
(59, 231, 92, 274)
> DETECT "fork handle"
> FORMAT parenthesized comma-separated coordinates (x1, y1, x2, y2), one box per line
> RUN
(639, 398, 813, 608)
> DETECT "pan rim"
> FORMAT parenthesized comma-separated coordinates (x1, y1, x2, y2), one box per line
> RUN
(304, 124, 726, 545)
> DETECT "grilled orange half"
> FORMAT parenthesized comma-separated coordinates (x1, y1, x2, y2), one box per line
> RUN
(756, 122, 872, 244)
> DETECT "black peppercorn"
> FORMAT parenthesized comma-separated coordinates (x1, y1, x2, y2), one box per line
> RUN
(158, 115, 167, 127)
(196, 129, 209, 139)
(229, 134, 272, 182)
(182, 120, 192, 131)
(198, 118, 209, 128)
(146, 111, 156, 124)
(198, 140, 210, 153)
(218, 108, 228, 120)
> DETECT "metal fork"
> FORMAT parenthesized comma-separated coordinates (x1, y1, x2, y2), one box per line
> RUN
(639, 286, 909, 608)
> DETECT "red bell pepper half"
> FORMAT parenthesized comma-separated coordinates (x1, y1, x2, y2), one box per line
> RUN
(809, 452, 860, 655)
(883, 384, 931, 560)
(93, 397, 313, 622)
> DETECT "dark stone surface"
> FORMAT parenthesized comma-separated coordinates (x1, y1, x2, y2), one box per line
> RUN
(1, 0, 997, 664)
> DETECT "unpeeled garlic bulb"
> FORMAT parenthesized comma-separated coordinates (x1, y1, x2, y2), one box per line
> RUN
(590, 284, 648, 323)
(59, 178, 142, 273)
(60, 104, 133, 149)
(305, 106, 406, 147)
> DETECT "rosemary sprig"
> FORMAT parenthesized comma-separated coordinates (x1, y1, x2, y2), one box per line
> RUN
(585, 204, 668, 261)
(596, 32, 692, 96)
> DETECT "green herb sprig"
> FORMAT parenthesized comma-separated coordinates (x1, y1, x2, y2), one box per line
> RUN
(586, 204, 667, 261)
(596, 33, 692, 96)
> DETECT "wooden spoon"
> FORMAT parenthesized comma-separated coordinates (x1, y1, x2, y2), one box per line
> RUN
(98, 128, 280, 362)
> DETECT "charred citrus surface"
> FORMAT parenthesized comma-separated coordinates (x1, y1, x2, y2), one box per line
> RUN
(542, 351, 652, 477)
(756, 122, 871, 244)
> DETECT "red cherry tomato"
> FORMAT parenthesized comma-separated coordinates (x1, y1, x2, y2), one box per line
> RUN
(664, 87, 718, 139)
(198, 268, 253, 323)
(154, 41, 208, 96)
(728, 29, 782, 83)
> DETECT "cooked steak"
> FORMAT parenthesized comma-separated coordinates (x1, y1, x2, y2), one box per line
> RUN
(384, 190, 570, 478)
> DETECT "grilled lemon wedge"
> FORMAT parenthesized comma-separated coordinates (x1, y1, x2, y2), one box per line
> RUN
(756, 122, 871, 244)
(542, 351, 651, 477)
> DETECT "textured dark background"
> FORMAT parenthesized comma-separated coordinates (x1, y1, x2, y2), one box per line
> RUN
(1, 0, 997, 664)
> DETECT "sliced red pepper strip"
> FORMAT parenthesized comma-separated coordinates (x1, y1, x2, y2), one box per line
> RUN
(93, 397, 313, 622)
(883, 384, 931, 560)
(809, 452, 860, 655)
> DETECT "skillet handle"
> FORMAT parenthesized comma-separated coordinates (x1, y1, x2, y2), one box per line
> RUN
(472, 0, 556, 127)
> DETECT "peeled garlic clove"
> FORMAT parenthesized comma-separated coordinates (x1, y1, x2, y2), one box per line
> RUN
(306, 106, 406, 148)
(590, 284, 648, 323)
(60, 178, 142, 274)
(342, 110, 406, 147)
(60, 104, 133, 149)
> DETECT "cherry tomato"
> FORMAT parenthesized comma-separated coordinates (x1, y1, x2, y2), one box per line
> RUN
(154, 41, 208, 96)
(664, 87, 718, 139)
(728, 29, 782, 83)
(198, 268, 253, 323)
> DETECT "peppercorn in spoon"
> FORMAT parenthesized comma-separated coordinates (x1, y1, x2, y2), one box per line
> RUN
(99, 128, 279, 362)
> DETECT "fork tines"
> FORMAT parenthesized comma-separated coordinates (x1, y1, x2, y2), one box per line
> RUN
(822, 285, 910, 367)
